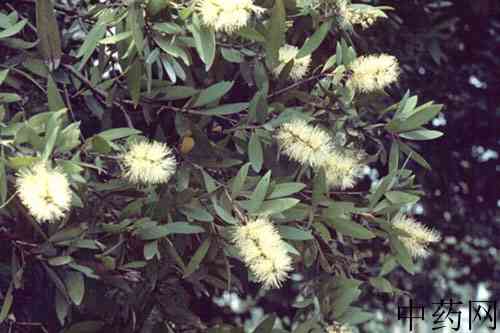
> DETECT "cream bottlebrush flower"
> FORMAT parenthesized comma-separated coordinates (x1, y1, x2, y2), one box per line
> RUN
(273, 44, 312, 81)
(275, 119, 333, 168)
(16, 162, 72, 223)
(348, 54, 400, 93)
(232, 217, 293, 288)
(122, 140, 176, 185)
(392, 214, 441, 258)
(196, 0, 264, 33)
(323, 150, 364, 190)
(326, 322, 353, 333)
(297, 0, 347, 16)
(344, 5, 386, 29)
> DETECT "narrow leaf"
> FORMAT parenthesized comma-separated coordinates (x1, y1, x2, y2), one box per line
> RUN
(64, 271, 85, 306)
(326, 218, 375, 239)
(246, 171, 271, 213)
(297, 20, 332, 58)
(193, 81, 234, 107)
(278, 226, 313, 240)
(183, 237, 211, 278)
(36, 0, 62, 70)
(265, 0, 286, 68)
(248, 132, 263, 172)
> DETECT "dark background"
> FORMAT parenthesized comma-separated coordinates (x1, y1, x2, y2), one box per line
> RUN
(354, 0, 499, 328)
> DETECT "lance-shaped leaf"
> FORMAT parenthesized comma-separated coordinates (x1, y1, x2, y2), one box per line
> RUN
(265, 0, 286, 69)
(36, 0, 62, 71)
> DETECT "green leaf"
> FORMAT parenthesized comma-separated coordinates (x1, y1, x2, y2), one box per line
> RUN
(153, 22, 183, 34)
(312, 168, 327, 206)
(127, 2, 145, 54)
(64, 271, 85, 306)
(135, 225, 172, 240)
(43, 264, 69, 302)
(331, 281, 362, 318)
(136, 222, 205, 240)
(335, 41, 342, 65)
(253, 314, 276, 333)
(337, 307, 373, 325)
(0, 93, 21, 103)
(237, 26, 266, 42)
(91, 135, 112, 154)
(0, 160, 7, 205)
(49, 226, 86, 243)
(221, 48, 244, 63)
(248, 90, 267, 123)
(390, 236, 415, 274)
(188, 15, 216, 71)
(248, 132, 263, 172)
(399, 129, 444, 141)
(194, 81, 234, 107)
(100, 31, 132, 44)
(246, 170, 271, 213)
(369, 277, 393, 293)
(47, 75, 65, 111)
(0, 69, 8, 85)
(296, 20, 332, 58)
(398, 140, 431, 170)
(183, 237, 211, 278)
(97, 127, 142, 141)
(127, 59, 142, 107)
(42, 110, 65, 160)
(0, 19, 27, 39)
(144, 241, 159, 260)
(230, 163, 250, 198)
(167, 222, 206, 234)
(163, 86, 199, 100)
(322, 54, 337, 72)
(396, 90, 411, 115)
(179, 206, 213, 222)
(201, 169, 218, 193)
(388, 141, 399, 173)
(77, 24, 106, 69)
(155, 37, 190, 65)
(368, 173, 396, 208)
(324, 201, 355, 218)
(55, 290, 69, 325)
(49, 256, 73, 266)
(268, 182, 305, 199)
(259, 198, 300, 215)
(379, 256, 397, 276)
(36, 0, 62, 70)
(213, 200, 238, 224)
(399, 95, 418, 118)
(325, 218, 375, 239)
(385, 191, 420, 204)
(0, 283, 13, 323)
(387, 104, 443, 133)
(57, 122, 81, 152)
(278, 226, 313, 240)
(265, 0, 286, 68)
(202, 103, 248, 116)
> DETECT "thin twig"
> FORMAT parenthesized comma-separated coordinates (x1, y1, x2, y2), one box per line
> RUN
(267, 73, 327, 99)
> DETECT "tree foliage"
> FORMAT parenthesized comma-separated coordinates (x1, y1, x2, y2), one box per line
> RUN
(0, 0, 450, 332)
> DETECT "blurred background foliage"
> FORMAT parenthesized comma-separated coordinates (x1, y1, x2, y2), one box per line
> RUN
(0, 0, 497, 332)
(358, 0, 500, 330)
